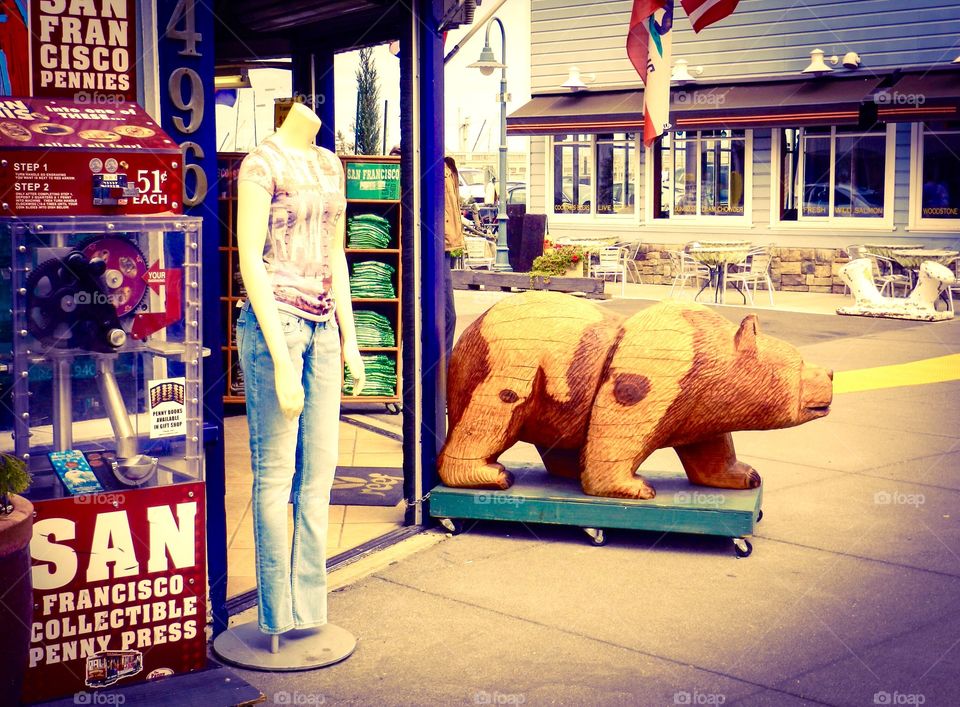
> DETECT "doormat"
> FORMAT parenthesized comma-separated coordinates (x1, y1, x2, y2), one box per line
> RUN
(332, 467, 404, 506)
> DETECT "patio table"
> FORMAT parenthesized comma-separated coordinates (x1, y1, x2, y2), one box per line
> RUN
(862, 243, 917, 260)
(890, 248, 959, 290)
(688, 244, 751, 304)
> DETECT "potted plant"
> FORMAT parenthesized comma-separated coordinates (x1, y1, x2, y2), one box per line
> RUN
(530, 243, 587, 281)
(0, 454, 33, 700)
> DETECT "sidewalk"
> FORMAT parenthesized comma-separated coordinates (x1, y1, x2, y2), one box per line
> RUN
(225, 287, 960, 706)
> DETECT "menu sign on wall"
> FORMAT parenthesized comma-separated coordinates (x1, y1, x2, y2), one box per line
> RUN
(30, 0, 138, 100)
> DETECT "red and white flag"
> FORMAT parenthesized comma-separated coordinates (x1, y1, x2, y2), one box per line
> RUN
(680, 0, 740, 33)
(626, 1, 673, 146)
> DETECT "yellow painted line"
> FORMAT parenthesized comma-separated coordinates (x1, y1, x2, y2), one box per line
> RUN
(834, 354, 960, 394)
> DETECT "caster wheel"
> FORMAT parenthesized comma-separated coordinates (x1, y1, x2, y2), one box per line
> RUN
(439, 518, 463, 535)
(584, 528, 606, 546)
(385, 403, 401, 415)
(756, 509, 763, 523)
(733, 538, 753, 558)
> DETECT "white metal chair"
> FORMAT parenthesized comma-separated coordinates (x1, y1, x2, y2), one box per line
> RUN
(668, 250, 709, 298)
(591, 246, 627, 296)
(725, 246, 775, 305)
(464, 236, 495, 270)
(615, 240, 644, 284)
(947, 256, 959, 314)
(869, 253, 911, 297)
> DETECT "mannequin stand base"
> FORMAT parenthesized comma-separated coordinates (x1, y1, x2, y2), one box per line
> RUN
(212, 620, 356, 671)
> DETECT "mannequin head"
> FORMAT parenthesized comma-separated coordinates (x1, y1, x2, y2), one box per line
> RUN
(274, 103, 322, 148)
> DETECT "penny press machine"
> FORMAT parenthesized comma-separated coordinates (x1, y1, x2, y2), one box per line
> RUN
(0, 98, 204, 497)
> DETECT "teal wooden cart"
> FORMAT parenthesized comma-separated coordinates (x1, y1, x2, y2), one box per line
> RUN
(429, 464, 763, 557)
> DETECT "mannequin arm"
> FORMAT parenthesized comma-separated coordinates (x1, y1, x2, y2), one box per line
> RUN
(330, 212, 366, 396)
(236, 180, 305, 419)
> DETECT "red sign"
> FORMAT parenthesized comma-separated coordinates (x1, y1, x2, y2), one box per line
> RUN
(131, 263, 183, 340)
(29, 0, 138, 101)
(22, 482, 207, 703)
(0, 97, 183, 215)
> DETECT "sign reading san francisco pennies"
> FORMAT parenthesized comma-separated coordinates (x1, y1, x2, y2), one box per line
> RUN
(21, 483, 207, 703)
(30, 0, 138, 101)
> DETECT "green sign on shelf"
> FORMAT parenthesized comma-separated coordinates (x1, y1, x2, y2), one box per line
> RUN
(345, 162, 401, 200)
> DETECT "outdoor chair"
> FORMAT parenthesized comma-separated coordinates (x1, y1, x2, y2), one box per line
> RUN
(464, 235, 495, 270)
(668, 250, 709, 298)
(615, 240, 644, 284)
(591, 245, 627, 297)
(869, 253, 911, 297)
(725, 246, 775, 305)
(947, 256, 960, 314)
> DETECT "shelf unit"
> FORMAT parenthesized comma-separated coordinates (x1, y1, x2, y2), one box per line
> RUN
(218, 153, 246, 405)
(340, 154, 402, 407)
(217, 153, 402, 408)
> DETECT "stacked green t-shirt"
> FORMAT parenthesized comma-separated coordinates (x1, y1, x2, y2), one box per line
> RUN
(347, 214, 392, 249)
(353, 310, 395, 347)
(349, 260, 396, 299)
(344, 354, 397, 397)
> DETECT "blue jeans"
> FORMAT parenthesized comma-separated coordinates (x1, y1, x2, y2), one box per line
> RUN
(236, 302, 341, 634)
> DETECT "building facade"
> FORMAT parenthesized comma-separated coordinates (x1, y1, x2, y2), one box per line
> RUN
(510, 0, 960, 290)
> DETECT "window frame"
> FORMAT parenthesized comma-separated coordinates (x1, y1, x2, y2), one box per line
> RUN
(908, 121, 960, 232)
(770, 124, 896, 231)
(644, 129, 754, 227)
(547, 133, 641, 222)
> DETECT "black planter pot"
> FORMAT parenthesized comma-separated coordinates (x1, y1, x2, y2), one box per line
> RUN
(0, 495, 34, 704)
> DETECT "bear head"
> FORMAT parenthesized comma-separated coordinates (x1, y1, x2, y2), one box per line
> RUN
(724, 314, 833, 431)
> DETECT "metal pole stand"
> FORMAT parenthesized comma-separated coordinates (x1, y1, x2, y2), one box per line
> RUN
(212, 620, 356, 671)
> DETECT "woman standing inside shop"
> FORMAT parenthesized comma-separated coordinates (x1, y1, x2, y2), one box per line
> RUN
(233, 103, 365, 646)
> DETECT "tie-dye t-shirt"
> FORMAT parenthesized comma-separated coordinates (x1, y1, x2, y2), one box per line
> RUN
(237, 139, 346, 321)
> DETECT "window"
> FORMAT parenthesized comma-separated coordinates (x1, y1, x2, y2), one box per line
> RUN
(552, 133, 636, 216)
(554, 134, 591, 214)
(654, 130, 747, 219)
(915, 121, 960, 223)
(779, 125, 890, 223)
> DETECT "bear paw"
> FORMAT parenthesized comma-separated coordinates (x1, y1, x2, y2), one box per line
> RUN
(583, 476, 657, 500)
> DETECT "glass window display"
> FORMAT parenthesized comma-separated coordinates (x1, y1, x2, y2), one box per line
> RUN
(1, 216, 204, 495)
(655, 129, 747, 219)
(779, 124, 888, 221)
(918, 121, 960, 221)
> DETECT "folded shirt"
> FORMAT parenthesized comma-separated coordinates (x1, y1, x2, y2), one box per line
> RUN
(344, 354, 397, 396)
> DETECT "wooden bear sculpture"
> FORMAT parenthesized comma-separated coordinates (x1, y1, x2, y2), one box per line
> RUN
(438, 291, 833, 499)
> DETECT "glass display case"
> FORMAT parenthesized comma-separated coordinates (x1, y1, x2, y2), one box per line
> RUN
(1, 215, 204, 499)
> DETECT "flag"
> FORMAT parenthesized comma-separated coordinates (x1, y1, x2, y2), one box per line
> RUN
(626, 1, 673, 146)
(680, 0, 740, 33)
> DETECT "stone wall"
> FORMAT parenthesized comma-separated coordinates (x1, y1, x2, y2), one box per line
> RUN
(634, 244, 851, 294)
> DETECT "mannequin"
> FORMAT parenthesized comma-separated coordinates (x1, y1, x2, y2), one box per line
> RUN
(213, 103, 363, 669)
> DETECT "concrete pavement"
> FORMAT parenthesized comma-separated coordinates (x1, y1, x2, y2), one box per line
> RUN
(226, 291, 960, 706)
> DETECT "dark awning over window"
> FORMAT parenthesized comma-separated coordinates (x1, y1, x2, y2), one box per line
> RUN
(505, 91, 644, 136)
(507, 75, 888, 135)
(873, 70, 960, 123)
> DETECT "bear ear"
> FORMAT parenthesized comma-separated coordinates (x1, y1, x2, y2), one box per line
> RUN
(735, 314, 759, 354)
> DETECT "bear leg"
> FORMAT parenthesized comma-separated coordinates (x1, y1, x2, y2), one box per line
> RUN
(437, 417, 516, 490)
(674, 433, 761, 490)
(536, 446, 582, 480)
(580, 459, 656, 499)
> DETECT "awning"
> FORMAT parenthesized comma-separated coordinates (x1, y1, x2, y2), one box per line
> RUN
(873, 70, 960, 123)
(505, 91, 644, 136)
(507, 75, 888, 135)
(671, 75, 886, 130)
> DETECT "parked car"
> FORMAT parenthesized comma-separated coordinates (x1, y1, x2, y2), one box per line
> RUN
(458, 168, 486, 203)
(506, 181, 526, 205)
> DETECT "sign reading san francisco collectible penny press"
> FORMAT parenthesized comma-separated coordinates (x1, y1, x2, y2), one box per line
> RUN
(0, 97, 183, 215)
(22, 483, 207, 702)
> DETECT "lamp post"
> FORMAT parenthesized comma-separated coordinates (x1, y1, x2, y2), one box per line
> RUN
(468, 17, 511, 272)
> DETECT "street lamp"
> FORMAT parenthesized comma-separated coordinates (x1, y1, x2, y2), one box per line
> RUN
(468, 17, 511, 272)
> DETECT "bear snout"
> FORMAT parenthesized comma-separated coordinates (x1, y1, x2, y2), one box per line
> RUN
(799, 364, 833, 421)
